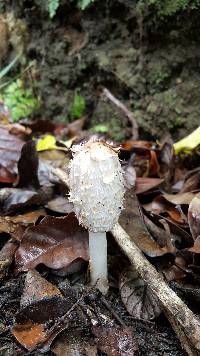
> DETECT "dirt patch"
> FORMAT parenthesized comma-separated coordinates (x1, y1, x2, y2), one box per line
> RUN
(2, 1, 200, 140)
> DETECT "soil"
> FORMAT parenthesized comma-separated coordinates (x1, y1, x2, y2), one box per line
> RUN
(0, 268, 186, 355)
(2, 0, 200, 141)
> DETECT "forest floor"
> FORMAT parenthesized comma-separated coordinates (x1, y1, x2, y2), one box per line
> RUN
(0, 1, 200, 355)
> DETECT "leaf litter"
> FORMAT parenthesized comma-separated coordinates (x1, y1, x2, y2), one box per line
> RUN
(0, 108, 200, 355)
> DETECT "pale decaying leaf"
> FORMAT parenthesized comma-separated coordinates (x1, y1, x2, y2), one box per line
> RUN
(188, 196, 200, 240)
(120, 267, 161, 320)
(173, 126, 200, 154)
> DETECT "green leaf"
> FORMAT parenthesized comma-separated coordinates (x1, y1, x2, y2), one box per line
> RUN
(70, 92, 85, 119)
(48, 0, 60, 18)
(78, 0, 95, 10)
(1, 79, 39, 122)
(92, 124, 109, 133)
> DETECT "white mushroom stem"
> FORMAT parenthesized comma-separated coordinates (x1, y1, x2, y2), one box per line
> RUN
(89, 232, 108, 294)
(68, 140, 125, 295)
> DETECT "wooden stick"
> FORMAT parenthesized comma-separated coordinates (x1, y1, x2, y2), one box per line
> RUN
(111, 223, 200, 351)
(102, 87, 138, 140)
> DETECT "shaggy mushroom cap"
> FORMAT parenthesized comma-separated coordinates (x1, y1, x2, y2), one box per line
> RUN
(69, 141, 125, 232)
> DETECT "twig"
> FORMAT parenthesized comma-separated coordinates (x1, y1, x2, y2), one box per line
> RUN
(102, 87, 139, 140)
(111, 223, 200, 352)
(101, 295, 126, 326)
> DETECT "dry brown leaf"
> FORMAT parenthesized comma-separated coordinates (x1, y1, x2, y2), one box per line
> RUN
(135, 177, 164, 194)
(188, 196, 200, 240)
(0, 240, 18, 278)
(92, 325, 138, 356)
(0, 125, 24, 183)
(164, 192, 200, 205)
(15, 213, 89, 273)
(13, 270, 76, 351)
(119, 190, 174, 257)
(12, 322, 46, 351)
(20, 270, 63, 309)
(0, 209, 46, 241)
(120, 267, 161, 320)
(46, 197, 74, 214)
(52, 330, 97, 356)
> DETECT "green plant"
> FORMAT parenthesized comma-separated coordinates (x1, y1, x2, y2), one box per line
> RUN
(48, 0, 59, 18)
(48, 0, 95, 18)
(70, 92, 85, 119)
(138, 0, 200, 17)
(78, 0, 96, 10)
(91, 124, 109, 134)
(0, 79, 39, 122)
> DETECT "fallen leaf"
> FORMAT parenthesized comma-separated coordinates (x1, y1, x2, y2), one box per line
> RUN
(52, 330, 97, 356)
(163, 192, 200, 205)
(121, 140, 154, 152)
(92, 325, 138, 355)
(173, 126, 200, 154)
(2, 188, 42, 214)
(13, 270, 78, 352)
(0, 240, 18, 278)
(146, 195, 185, 225)
(149, 150, 160, 176)
(188, 197, 200, 240)
(0, 125, 24, 183)
(188, 236, 200, 253)
(180, 169, 200, 193)
(143, 209, 193, 249)
(0, 209, 46, 241)
(159, 141, 175, 185)
(17, 140, 40, 189)
(15, 213, 89, 273)
(15, 270, 70, 323)
(37, 134, 68, 152)
(46, 197, 74, 214)
(20, 270, 62, 309)
(12, 322, 46, 351)
(119, 190, 173, 257)
(20, 118, 64, 135)
(135, 177, 164, 194)
(119, 267, 161, 320)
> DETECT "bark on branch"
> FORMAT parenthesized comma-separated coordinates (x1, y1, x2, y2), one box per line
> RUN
(111, 223, 200, 352)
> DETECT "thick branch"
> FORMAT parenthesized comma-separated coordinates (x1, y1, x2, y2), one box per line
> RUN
(111, 223, 200, 351)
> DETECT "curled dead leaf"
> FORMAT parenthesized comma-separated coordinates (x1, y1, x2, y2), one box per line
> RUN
(15, 213, 89, 273)
(120, 267, 161, 320)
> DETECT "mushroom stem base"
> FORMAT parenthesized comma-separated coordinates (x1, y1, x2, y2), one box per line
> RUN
(89, 232, 108, 295)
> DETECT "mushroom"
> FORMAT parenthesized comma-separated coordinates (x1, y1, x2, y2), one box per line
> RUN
(68, 140, 125, 294)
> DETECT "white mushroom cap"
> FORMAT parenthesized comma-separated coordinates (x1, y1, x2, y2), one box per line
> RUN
(69, 141, 125, 232)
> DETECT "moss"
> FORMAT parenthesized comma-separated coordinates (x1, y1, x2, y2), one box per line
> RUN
(138, 0, 200, 17)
